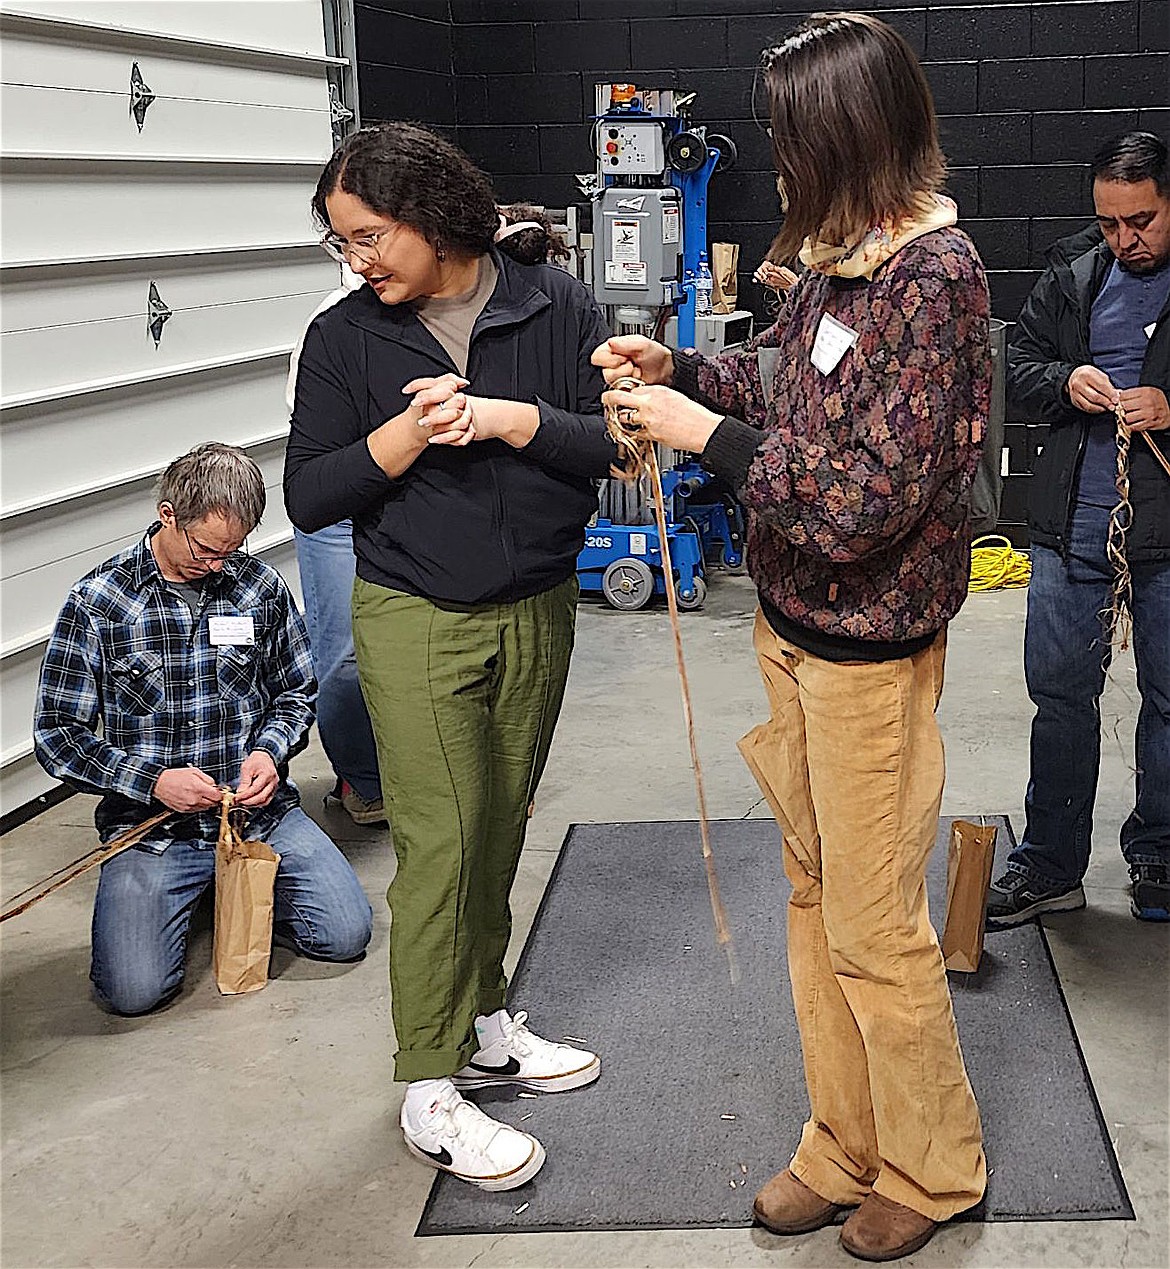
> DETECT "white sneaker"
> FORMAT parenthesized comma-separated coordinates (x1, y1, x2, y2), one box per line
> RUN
(451, 1010, 601, 1093)
(400, 1081, 544, 1191)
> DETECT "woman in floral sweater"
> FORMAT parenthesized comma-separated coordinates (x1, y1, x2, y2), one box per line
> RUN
(595, 13, 989, 1263)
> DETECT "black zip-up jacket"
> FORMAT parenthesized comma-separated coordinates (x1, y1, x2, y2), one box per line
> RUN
(285, 250, 616, 604)
(1007, 233, 1170, 562)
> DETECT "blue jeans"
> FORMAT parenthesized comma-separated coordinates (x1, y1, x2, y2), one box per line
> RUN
(1009, 504, 1170, 888)
(295, 523, 381, 803)
(90, 806, 373, 1015)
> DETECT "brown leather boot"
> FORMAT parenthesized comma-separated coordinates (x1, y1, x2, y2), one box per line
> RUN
(839, 1191, 938, 1261)
(752, 1169, 844, 1235)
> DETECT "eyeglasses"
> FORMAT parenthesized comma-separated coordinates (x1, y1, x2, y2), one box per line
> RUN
(320, 225, 397, 266)
(183, 527, 249, 562)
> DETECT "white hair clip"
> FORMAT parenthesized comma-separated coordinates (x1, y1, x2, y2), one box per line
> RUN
(494, 217, 545, 243)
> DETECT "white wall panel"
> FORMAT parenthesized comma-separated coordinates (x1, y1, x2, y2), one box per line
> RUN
(1, 161, 322, 262)
(2, 292, 330, 402)
(2, 32, 333, 107)
(2, 83, 335, 160)
(2, 251, 335, 331)
(0, 0, 348, 819)
(2, 2, 330, 57)
(1, 361, 299, 518)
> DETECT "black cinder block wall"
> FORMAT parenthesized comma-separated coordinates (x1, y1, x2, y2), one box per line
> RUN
(355, 1, 1168, 540)
(358, 0, 1169, 327)
(353, 2, 454, 128)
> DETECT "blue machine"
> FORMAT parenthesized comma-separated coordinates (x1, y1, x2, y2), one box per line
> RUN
(578, 82, 742, 610)
(577, 518, 707, 612)
(667, 463, 747, 571)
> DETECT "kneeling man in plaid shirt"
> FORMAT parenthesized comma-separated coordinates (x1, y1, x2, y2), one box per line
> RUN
(34, 442, 372, 1015)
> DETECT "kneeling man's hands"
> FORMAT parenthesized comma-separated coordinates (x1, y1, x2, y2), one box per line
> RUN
(234, 751, 279, 808)
(154, 766, 221, 813)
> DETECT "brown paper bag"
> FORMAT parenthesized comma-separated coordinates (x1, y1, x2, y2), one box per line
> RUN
(214, 798, 280, 995)
(711, 242, 739, 314)
(941, 819, 998, 973)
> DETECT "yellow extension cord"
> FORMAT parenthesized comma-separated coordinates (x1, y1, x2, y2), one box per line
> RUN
(969, 534, 1032, 592)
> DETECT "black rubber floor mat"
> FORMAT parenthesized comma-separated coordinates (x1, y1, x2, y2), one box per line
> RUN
(417, 816, 1132, 1235)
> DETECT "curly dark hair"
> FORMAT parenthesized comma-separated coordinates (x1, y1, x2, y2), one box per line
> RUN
(312, 122, 499, 258)
(496, 202, 573, 266)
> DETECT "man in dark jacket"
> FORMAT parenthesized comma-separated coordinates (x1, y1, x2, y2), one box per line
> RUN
(989, 132, 1170, 926)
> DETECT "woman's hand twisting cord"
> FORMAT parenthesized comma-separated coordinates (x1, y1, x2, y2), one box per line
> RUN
(600, 382, 723, 455)
(591, 334, 674, 387)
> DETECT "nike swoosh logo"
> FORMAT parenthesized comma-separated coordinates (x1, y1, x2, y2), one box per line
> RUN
(469, 1055, 521, 1076)
(416, 1143, 453, 1166)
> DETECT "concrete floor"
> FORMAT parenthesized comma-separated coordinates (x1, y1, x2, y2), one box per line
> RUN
(1, 576, 1166, 1268)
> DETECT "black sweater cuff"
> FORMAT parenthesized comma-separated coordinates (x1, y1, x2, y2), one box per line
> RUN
(671, 347, 723, 414)
(700, 415, 763, 491)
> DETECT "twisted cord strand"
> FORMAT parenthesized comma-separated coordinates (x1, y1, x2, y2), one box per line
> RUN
(0, 809, 174, 922)
(606, 377, 738, 981)
(1104, 400, 1134, 652)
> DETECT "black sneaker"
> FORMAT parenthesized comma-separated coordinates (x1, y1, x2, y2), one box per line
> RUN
(1130, 864, 1170, 922)
(985, 870, 1086, 929)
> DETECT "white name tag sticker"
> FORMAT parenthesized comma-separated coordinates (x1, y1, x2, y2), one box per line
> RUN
(1145, 322, 1157, 339)
(208, 615, 255, 646)
(811, 312, 860, 375)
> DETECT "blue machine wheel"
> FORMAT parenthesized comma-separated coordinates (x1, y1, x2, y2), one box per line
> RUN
(602, 557, 655, 610)
(675, 574, 707, 611)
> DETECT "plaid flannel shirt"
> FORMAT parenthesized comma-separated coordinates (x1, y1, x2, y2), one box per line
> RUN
(34, 527, 316, 849)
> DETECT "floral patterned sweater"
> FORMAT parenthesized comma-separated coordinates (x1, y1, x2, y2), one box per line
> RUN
(674, 227, 990, 658)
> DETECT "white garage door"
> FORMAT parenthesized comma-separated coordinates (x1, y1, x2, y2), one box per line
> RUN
(0, 0, 353, 819)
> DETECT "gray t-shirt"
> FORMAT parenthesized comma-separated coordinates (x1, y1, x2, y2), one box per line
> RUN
(414, 256, 498, 375)
(167, 579, 206, 618)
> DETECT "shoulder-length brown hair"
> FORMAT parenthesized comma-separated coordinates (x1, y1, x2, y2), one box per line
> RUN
(759, 12, 946, 263)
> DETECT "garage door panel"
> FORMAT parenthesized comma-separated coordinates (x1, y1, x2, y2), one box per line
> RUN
(2, 253, 337, 331)
(0, 164, 321, 262)
(2, 83, 335, 161)
(0, 362, 297, 515)
(2, 648, 48, 758)
(0, 0, 345, 816)
(2, 32, 333, 108)
(1, 293, 332, 400)
(2, 518, 297, 657)
(5, 2, 330, 57)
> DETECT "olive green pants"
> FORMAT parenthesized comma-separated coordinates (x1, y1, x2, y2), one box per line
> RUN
(352, 575, 577, 1082)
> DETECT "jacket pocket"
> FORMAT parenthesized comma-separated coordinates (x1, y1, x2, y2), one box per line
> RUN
(109, 650, 167, 716)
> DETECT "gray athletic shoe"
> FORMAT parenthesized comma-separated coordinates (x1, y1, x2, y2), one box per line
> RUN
(986, 870, 1085, 928)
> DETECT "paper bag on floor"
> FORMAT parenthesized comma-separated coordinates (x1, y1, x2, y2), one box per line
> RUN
(711, 242, 739, 315)
(942, 819, 998, 973)
(214, 796, 280, 995)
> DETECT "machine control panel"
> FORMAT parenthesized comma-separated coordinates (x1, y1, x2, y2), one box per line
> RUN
(599, 121, 665, 174)
(592, 186, 682, 305)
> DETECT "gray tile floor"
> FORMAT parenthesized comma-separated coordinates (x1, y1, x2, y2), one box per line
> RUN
(2, 578, 1167, 1268)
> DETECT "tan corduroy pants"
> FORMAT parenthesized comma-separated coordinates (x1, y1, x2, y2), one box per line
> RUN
(739, 611, 986, 1222)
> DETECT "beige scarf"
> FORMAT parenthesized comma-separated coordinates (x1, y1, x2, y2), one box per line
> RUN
(799, 193, 958, 280)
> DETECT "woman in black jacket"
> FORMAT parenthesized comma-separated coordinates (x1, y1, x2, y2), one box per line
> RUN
(284, 124, 614, 1192)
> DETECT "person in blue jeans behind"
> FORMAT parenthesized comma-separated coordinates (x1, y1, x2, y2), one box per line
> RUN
(287, 272, 386, 827)
(992, 131, 1170, 926)
(34, 443, 373, 1014)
